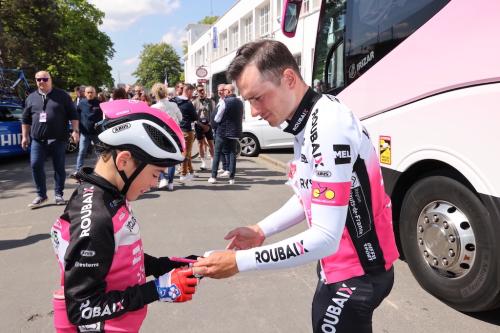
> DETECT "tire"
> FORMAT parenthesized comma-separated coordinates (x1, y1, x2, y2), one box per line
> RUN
(239, 133, 260, 157)
(400, 176, 500, 312)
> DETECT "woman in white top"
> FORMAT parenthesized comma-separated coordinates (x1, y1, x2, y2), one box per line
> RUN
(151, 83, 182, 190)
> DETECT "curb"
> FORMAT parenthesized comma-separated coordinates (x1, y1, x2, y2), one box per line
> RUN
(257, 154, 288, 173)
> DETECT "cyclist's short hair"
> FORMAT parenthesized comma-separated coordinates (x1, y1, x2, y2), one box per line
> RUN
(227, 40, 302, 85)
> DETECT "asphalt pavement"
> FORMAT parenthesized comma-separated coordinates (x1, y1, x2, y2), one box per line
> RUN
(0, 152, 499, 332)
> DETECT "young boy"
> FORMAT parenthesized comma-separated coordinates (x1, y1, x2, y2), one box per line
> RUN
(51, 100, 199, 332)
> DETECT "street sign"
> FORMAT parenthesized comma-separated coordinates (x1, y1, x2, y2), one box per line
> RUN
(196, 66, 208, 78)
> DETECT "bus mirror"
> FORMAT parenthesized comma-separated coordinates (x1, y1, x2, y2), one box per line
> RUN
(282, 0, 302, 38)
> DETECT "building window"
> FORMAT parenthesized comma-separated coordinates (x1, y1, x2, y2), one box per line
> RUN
(243, 16, 253, 43)
(230, 26, 239, 51)
(259, 3, 270, 37)
(220, 32, 228, 55)
(302, 0, 311, 14)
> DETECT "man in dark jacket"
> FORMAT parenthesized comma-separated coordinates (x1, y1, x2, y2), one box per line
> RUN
(21, 71, 79, 208)
(73, 86, 102, 177)
(173, 83, 198, 181)
(208, 84, 243, 184)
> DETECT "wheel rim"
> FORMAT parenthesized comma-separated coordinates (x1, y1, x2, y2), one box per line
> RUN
(240, 137, 256, 155)
(416, 200, 476, 279)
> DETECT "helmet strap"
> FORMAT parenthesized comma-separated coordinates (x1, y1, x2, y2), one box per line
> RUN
(112, 150, 148, 196)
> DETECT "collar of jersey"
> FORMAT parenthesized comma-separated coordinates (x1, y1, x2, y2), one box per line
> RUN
(77, 167, 124, 201)
(283, 88, 321, 135)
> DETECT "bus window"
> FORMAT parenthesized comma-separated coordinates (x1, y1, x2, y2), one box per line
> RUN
(345, 0, 449, 85)
(312, 0, 346, 93)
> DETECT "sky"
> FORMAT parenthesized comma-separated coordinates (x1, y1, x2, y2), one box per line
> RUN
(88, 0, 237, 85)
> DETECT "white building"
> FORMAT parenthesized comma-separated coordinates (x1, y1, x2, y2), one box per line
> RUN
(184, 0, 321, 97)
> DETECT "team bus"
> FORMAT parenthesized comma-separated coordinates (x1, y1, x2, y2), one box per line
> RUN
(282, 0, 500, 312)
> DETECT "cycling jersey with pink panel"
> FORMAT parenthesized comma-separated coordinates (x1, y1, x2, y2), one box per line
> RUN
(50, 168, 169, 332)
(235, 88, 399, 283)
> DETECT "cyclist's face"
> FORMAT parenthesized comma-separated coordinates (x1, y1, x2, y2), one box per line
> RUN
(236, 64, 295, 127)
(120, 157, 165, 201)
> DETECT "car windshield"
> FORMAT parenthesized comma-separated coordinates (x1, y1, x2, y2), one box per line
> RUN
(0, 105, 23, 121)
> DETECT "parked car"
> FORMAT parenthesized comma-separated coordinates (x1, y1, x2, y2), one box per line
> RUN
(0, 100, 27, 157)
(240, 109, 294, 156)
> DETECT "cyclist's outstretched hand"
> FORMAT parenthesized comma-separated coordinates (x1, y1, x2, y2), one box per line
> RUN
(224, 224, 265, 250)
(155, 268, 198, 302)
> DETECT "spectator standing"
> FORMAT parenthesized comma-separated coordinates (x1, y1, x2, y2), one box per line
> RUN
(192, 84, 215, 170)
(72, 86, 103, 177)
(132, 85, 144, 100)
(111, 87, 128, 100)
(173, 84, 198, 182)
(73, 85, 85, 107)
(211, 84, 229, 174)
(151, 83, 182, 191)
(208, 84, 243, 184)
(21, 71, 79, 208)
(175, 82, 184, 97)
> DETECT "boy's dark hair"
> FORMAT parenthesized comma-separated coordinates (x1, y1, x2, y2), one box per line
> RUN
(227, 40, 302, 85)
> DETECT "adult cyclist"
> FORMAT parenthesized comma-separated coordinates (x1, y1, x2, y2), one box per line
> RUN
(194, 40, 399, 333)
(51, 100, 200, 332)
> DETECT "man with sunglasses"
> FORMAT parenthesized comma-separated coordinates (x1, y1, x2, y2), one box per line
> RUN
(21, 71, 79, 208)
(192, 84, 215, 170)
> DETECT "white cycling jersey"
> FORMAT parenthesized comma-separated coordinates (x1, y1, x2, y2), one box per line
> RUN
(236, 89, 399, 283)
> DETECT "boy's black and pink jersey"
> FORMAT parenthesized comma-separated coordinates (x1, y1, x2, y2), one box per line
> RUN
(235, 89, 399, 283)
(51, 168, 171, 331)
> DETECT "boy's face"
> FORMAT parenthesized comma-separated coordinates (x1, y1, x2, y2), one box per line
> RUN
(125, 163, 165, 201)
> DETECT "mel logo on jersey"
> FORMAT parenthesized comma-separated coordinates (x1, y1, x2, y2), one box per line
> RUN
(333, 145, 351, 165)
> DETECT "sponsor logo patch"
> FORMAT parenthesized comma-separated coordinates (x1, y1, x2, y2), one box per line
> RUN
(255, 240, 308, 263)
(112, 122, 131, 133)
(80, 250, 95, 257)
(311, 181, 350, 206)
(333, 145, 351, 164)
(315, 170, 331, 178)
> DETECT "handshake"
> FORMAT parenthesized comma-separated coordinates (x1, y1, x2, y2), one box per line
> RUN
(155, 225, 266, 303)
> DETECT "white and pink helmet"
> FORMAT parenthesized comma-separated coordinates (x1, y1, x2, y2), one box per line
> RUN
(97, 99, 185, 167)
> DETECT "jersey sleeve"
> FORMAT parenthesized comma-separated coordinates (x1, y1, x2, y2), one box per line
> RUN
(63, 193, 158, 325)
(236, 100, 362, 272)
(257, 195, 305, 237)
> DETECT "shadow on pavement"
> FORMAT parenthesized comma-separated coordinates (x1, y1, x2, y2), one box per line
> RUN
(0, 152, 85, 195)
(464, 308, 500, 325)
(0, 233, 51, 251)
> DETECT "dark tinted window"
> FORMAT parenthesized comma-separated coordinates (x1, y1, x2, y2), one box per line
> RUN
(0, 105, 23, 121)
(313, 0, 449, 94)
(345, 0, 449, 83)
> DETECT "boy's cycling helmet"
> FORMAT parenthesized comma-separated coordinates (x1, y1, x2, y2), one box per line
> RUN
(96, 99, 185, 194)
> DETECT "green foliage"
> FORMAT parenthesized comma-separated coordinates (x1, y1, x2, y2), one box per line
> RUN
(133, 43, 182, 89)
(0, 0, 115, 90)
(198, 16, 218, 25)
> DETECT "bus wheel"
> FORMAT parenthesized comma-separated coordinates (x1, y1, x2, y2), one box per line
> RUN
(400, 176, 500, 312)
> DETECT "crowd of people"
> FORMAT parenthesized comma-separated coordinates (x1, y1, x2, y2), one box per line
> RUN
(21, 75, 244, 208)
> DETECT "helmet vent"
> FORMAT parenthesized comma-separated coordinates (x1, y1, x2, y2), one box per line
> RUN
(143, 123, 176, 153)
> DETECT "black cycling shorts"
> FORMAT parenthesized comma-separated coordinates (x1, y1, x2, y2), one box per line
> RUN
(311, 267, 394, 333)
(195, 124, 214, 141)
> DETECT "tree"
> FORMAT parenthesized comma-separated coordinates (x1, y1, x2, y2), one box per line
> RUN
(0, 0, 114, 90)
(198, 16, 219, 25)
(133, 43, 182, 89)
